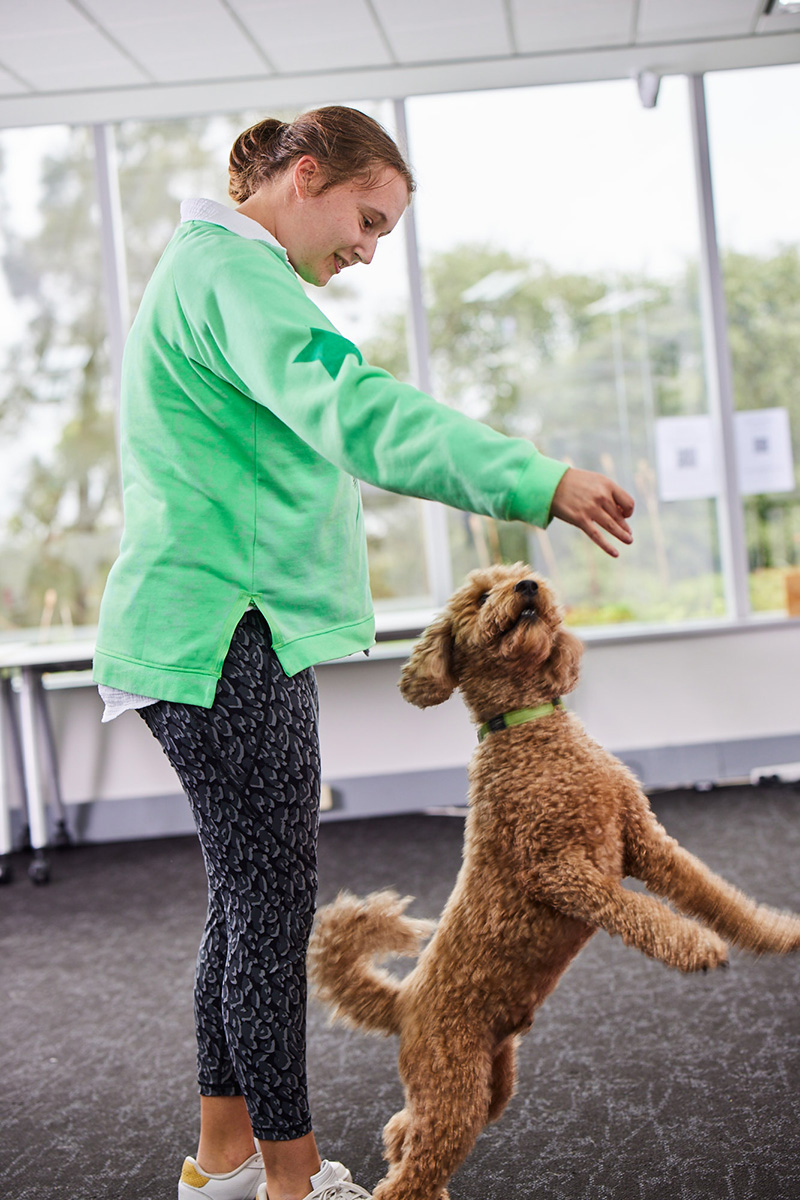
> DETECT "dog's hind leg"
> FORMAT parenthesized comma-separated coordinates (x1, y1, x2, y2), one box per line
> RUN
(374, 1109, 479, 1200)
(527, 853, 729, 972)
(373, 1047, 493, 1200)
(487, 1038, 517, 1123)
(382, 1108, 411, 1165)
(624, 806, 800, 956)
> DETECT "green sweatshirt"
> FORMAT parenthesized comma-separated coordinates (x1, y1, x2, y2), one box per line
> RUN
(93, 199, 568, 706)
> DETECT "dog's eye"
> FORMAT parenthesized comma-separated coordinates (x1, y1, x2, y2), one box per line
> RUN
(477, 592, 490, 607)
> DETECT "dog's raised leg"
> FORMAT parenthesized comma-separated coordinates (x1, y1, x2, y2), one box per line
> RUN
(526, 853, 729, 972)
(624, 809, 800, 955)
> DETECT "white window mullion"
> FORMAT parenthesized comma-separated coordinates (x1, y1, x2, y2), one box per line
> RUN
(688, 75, 750, 621)
(92, 123, 130, 459)
(393, 97, 453, 608)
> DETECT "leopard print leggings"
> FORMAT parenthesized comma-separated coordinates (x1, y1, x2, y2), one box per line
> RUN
(141, 608, 319, 1140)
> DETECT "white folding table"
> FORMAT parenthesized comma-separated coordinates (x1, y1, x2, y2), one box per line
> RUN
(0, 638, 95, 883)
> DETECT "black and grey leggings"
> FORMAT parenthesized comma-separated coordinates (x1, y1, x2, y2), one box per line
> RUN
(141, 609, 320, 1141)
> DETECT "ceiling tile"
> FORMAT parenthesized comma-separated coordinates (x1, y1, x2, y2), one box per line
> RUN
(512, 0, 634, 54)
(106, 21, 267, 82)
(78, 0, 207, 21)
(638, 0, 758, 42)
(231, 0, 393, 72)
(0, 26, 149, 91)
(0, 63, 31, 95)
(0, 0, 88, 39)
(79, 0, 269, 81)
(372, 0, 512, 62)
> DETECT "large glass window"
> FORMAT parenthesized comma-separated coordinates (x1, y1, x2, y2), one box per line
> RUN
(4, 70, 796, 641)
(406, 79, 722, 626)
(705, 64, 800, 618)
(0, 125, 118, 634)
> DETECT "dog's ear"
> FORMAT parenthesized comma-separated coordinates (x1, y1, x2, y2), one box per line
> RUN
(399, 613, 457, 708)
(541, 627, 583, 696)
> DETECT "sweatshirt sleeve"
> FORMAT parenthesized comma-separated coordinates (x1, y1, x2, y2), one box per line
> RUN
(175, 228, 569, 528)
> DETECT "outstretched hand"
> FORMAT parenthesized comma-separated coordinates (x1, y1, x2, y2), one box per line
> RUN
(550, 468, 634, 558)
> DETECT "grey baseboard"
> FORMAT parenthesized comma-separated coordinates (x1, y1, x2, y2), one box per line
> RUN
(615, 731, 800, 791)
(9, 731, 800, 847)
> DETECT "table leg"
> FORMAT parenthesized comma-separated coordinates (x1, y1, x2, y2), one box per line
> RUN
(33, 678, 72, 847)
(18, 667, 50, 884)
(0, 676, 14, 883)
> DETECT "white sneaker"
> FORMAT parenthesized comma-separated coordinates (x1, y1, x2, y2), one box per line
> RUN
(255, 1159, 371, 1200)
(178, 1150, 264, 1200)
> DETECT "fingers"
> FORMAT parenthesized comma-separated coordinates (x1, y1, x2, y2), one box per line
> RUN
(581, 508, 624, 557)
(598, 494, 634, 545)
(574, 482, 633, 555)
(582, 521, 619, 558)
(612, 484, 635, 519)
(550, 468, 635, 556)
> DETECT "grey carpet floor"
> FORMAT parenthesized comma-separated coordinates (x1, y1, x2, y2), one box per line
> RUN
(2, 785, 799, 1200)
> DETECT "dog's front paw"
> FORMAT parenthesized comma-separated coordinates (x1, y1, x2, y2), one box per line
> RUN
(671, 926, 729, 973)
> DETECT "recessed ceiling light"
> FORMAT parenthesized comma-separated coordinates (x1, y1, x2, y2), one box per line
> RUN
(765, 0, 800, 14)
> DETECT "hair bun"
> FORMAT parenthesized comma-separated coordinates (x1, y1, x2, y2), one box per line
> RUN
(228, 119, 287, 203)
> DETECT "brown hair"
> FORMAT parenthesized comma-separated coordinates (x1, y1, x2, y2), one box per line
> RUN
(228, 105, 415, 203)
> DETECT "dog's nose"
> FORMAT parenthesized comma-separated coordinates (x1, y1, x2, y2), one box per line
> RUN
(514, 579, 539, 597)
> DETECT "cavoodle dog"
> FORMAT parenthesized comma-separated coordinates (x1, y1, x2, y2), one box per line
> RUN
(309, 563, 800, 1200)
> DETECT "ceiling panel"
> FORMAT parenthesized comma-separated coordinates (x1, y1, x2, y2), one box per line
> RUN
(76, 0, 199, 20)
(373, 0, 512, 63)
(0, 25, 148, 91)
(512, 0, 634, 54)
(80, 0, 270, 81)
(231, 0, 393, 72)
(0, 0, 145, 91)
(0, 0, 88, 39)
(638, 0, 758, 42)
(0, 64, 29, 95)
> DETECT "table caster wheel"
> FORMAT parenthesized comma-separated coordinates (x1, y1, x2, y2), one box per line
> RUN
(0, 860, 13, 885)
(29, 857, 50, 885)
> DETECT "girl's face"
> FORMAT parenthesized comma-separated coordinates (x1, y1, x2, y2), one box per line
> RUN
(283, 160, 409, 287)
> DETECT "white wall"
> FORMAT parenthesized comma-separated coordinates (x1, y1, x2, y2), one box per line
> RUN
(27, 620, 800, 814)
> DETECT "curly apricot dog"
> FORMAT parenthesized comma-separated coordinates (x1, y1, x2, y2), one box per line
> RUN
(309, 563, 800, 1200)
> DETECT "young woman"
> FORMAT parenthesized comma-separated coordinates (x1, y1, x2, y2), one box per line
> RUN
(94, 106, 634, 1200)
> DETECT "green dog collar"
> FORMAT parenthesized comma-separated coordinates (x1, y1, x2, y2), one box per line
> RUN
(478, 699, 562, 742)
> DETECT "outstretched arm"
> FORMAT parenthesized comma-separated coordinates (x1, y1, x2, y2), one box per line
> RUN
(550, 467, 634, 557)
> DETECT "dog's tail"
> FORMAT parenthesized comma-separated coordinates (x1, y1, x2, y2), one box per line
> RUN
(308, 890, 435, 1036)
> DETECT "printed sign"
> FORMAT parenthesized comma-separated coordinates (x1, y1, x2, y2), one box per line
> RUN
(655, 408, 795, 501)
(734, 407, 795, 496)
(655, 415, 718, 501)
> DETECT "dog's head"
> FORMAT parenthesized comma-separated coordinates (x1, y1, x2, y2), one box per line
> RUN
(399, 563, 583, 722)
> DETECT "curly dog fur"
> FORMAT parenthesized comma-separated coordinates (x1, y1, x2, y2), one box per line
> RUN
(309, 563, 800, 1200)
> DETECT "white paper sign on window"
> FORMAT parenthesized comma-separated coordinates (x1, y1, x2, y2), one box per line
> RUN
(734, 407, 795, 496)
(655, 415, 718, 501)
